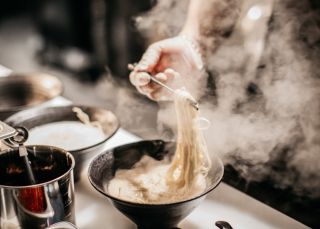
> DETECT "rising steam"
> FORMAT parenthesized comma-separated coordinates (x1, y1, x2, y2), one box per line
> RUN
(134, 0, 320, 198)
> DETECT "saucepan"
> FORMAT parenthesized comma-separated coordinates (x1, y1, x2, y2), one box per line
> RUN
(0, 145, 75, 229)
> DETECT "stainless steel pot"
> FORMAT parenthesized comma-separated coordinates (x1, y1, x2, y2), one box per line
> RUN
(0, 145, 75, 229)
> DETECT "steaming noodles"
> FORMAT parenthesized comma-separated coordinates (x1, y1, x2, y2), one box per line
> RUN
(108, 89, 211, 204)
(166, 90, 211, 189)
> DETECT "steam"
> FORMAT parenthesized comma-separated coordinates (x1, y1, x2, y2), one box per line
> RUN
(134, 0, 187, 42)
(133, 0, 320, 198)
(96, 75, 160, 139)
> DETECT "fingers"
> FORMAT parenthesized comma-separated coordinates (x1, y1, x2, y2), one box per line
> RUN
(129, 72, 150, 87)
(163, 68, 179, 80)
(135, 43, 162, 72)
(133, 36, 203, 75)
(135, 71, 169, 100)
(134, 38, 184, 72)
(149, 87, 165, 100)
(139, 72, 167, 96)
(128, 36, 203, 101)
(137, 69, 180, 101)
(151, 69, 180, 100)
(154, 72, 168, 82)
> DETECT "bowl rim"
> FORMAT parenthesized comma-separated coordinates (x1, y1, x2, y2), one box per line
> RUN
(0, 73, 64, 112)
(0, 145, 75, 189)
(4, 105, 120, 153)
(88, 140, 224, 207)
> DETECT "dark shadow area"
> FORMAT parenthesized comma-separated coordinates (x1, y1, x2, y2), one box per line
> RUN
(223, 165, 320, 228)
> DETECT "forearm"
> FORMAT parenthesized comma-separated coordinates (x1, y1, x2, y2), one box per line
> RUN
(180, 0, 203, 40)
(180, 0, 240, 53)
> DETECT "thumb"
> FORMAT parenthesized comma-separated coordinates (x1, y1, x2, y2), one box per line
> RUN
(135, 44, 162, 72)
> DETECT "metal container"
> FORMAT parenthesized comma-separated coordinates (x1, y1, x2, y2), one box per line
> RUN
(0, 145, 75, 229)
(5, 105, 120, 182)
(0, 73, 63, 120)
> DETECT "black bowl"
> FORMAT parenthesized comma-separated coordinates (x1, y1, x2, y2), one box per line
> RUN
(5, 105, 120, 181)
(88, 140, 224, 229)
(0, 73, 63, 120)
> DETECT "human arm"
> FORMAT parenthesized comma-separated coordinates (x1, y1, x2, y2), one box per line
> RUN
(130, 0, 240, 100)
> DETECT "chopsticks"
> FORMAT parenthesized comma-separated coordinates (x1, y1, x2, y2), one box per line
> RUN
(128, 64, 199, 110)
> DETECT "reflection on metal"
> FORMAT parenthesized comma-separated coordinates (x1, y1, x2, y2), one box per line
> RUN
(13, 187, 55, 218)
(45, 221, 78, 229)
(0, 65, 12, 78)
(0, 121, 16, 141)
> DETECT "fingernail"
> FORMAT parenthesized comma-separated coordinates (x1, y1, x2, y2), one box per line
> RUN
(137, 72, 150, 85)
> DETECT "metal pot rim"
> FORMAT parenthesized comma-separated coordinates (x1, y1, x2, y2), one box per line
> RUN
(0, 144, 75, 189)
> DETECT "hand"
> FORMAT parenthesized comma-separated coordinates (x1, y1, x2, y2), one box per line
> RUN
(129, 36, 203, 101)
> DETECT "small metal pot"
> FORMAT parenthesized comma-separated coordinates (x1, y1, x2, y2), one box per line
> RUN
(0, 145, 75, 229)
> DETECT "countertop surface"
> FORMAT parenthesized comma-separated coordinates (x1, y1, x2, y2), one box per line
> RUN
(74, 128, 309, 229)
(0, 79, 310, 229)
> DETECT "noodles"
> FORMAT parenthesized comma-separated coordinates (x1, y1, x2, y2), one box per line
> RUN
(108, 89, 211, 203)
(72, 107, 103, 130)
(166, 89, 211, 191)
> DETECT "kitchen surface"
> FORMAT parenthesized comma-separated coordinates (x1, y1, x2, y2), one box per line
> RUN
(0, 0, 319, 228)
(74, 129, 309, 229)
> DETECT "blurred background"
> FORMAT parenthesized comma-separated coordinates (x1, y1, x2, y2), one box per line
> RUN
(1, 0, 319, 228)
(0, 0, 160, 137)
(0, 0, 155, 80)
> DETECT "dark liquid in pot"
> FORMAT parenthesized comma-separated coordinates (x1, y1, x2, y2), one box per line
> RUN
(0, 147, 71, 186)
